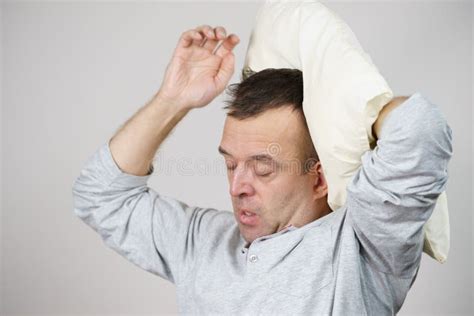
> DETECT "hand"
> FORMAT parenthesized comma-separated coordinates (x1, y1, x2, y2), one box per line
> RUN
(156, 25, 240, 111)
(372, 96, 410, 140)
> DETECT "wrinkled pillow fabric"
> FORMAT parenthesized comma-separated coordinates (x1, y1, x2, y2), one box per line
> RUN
(241, 0, 449, 263)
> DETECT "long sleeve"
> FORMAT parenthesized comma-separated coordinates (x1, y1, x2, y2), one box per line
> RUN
(71, 140, 225, 284)
(346, 92, 453, 278)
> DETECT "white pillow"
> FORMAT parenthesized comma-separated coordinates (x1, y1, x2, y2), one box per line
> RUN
(241, 0, 449, 263)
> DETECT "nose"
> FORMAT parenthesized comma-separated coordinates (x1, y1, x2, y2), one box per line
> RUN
(229, 163, 255, 198)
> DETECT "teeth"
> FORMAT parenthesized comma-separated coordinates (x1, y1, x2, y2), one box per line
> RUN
(244, 211, 254, 216)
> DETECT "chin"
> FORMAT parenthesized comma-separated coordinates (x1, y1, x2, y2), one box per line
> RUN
(237, 224, 257, 243)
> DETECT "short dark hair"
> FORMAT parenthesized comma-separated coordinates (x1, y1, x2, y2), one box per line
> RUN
(223, 68, 319, 174)
(223, 68, 303, 119)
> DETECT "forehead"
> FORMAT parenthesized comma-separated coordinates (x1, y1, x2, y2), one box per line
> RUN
(220, 106, 305, 160)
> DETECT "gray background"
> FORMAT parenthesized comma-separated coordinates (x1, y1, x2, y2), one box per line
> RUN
(1, 0, 472, 315)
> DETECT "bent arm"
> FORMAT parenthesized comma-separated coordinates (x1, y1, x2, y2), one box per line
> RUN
(72, 25, 239, 283)
(372, 95, 410, 141)
(109, 94, 189, 176)
(108, 26, 239, 176)
(72, 141, 223, 283)
(346, 92, 453, 278)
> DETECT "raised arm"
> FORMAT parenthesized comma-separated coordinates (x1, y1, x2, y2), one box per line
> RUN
(372, 96, 410, 141)
(346, 92, 453, 278)
(72, 25, 239, 283)
(109, 26, 240, 176)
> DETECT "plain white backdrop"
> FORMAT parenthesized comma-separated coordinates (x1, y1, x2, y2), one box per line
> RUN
(1, 1, 472, 315)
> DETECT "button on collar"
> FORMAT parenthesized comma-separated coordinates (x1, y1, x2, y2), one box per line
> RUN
(249, 254, 259, 263)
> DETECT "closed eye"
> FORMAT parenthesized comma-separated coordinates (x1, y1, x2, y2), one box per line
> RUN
(254, 161, 275, 177)
(225, 161, 237, 171)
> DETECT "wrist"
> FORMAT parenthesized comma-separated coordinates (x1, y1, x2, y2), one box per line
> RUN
(151, 91, 191, 116)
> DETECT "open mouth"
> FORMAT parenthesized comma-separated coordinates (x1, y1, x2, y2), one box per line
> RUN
(239, 209, 259, 225)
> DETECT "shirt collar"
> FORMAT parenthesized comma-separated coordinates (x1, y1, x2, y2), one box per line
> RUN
(241, 223, 297, 251)
(238, 210, 337, 253)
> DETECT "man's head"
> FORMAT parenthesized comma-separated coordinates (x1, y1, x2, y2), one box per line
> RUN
(219, 68, 332, 246)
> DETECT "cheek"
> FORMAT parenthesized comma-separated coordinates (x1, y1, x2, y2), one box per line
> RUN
(282, 175, 311, 203)
(260, 179, 300, 218)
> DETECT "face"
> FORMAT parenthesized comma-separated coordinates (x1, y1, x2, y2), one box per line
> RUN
(219, 106, 329, 246)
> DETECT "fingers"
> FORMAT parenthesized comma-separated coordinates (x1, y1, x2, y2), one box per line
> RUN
(196, 25, 227, 42)
(176, 25, 240, 58)
(177, 29, 203, 49)
(214, 26, 227, 39)
(195, 25, 224, 52)
(215, 52, 235, 92)
(214, 34, 240, 57)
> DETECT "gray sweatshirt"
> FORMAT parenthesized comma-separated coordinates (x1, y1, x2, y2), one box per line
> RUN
(72, 92, 453, 315)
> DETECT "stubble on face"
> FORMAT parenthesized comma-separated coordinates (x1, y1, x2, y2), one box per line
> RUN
(221, 106, 317, 244)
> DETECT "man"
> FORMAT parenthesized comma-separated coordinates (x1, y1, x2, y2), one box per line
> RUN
(72, 25, 453, 315)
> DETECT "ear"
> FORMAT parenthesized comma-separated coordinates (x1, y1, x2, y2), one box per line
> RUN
(309, 161, 328, 200)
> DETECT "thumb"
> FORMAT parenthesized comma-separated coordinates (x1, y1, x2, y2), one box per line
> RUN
(215, 52, 235, 92)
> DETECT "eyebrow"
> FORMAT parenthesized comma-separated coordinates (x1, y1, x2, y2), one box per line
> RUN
(218, 146, 231, 156)
(218, 146, 280, 164)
